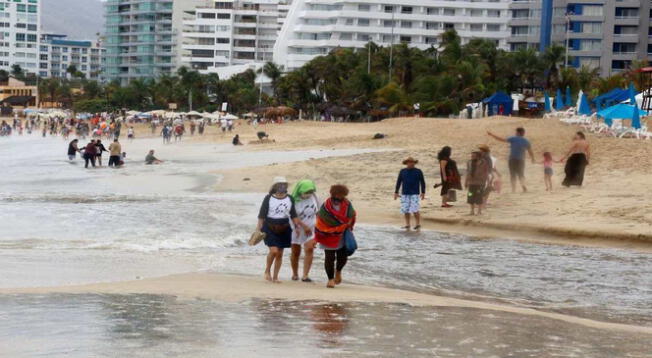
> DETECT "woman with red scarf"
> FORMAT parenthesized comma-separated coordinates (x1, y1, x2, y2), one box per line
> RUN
(315, 184, 356, 288)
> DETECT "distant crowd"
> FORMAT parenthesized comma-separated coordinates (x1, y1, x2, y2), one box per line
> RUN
(393, 127, 591, 226)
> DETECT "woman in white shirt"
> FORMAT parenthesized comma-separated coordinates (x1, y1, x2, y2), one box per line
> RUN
(289, 179, 320, 282)
(256, 177, 311, 283)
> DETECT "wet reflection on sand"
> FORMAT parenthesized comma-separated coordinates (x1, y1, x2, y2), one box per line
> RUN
(1, 294, 649, 358)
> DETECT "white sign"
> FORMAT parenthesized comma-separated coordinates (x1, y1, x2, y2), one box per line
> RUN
(221, 102, 228, 112)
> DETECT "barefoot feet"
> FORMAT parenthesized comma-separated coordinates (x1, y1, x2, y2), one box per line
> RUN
(334, 271, 342, 285)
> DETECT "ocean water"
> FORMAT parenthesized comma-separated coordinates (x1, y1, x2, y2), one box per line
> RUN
(1, 134, 651, 355)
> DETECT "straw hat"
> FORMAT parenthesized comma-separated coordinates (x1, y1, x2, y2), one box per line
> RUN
(478, 144, 490, 153)
(402, 157, 419, 165)
(272, 176, 288, 185)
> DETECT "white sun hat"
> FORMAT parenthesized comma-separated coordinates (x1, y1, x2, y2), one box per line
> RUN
(272, 176, 288, 185)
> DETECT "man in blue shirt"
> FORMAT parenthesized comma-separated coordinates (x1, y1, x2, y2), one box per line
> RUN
(487, 127, 534, 193)
(394, 157, 426, 231)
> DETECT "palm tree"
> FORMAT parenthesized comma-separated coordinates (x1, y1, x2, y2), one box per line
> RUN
(439, 29, 462, 66)
(262, 61, 282, 101)
(177, 66, 204, 110)
(374, 82, 412, 115)
(541, 44, 566, 89)
(10, 64, 24, 80)
(66, 65, 78, 79)
(81, 79, 103, 100)
(577, 66, 600, 92)
(39, 78, 61, 106)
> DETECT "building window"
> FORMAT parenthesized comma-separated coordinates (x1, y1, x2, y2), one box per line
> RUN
(358, 4, 370, 12)
(400, 36, 411, 43)
(401, 6, 412, 14)
(487, 24, 501, 32)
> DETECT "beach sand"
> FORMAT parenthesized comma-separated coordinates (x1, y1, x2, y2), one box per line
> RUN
(197, 117, 652, 250)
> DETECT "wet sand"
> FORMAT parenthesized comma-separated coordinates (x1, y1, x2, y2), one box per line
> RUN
(3, 294, 650, 358)
(2, 273, 651, 336)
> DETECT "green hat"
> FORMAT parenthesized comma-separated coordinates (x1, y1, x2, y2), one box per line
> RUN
(291, 179, 317, 202)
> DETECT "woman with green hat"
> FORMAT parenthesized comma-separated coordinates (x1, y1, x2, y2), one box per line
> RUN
(290, 179, 320, 282)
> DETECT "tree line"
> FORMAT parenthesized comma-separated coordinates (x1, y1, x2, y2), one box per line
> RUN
(4, 30, 647, 118)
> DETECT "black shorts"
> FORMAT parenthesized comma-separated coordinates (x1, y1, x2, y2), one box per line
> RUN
(508, 158, 525, 180)
(467, 185, 485, 205)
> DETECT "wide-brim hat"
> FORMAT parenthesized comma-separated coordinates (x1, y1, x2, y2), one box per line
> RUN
(272, 176, 288, 185)
(402, 157, 419, 165)
(478, 144, 490, 152)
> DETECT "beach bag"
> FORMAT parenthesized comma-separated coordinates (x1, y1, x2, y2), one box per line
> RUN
(447, 189, 457, 202)
(344, 230, 357, 257)
(248, 230, 266, 246)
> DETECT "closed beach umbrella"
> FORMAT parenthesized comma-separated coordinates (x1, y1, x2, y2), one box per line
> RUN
(579, 92, 591, 116)
(544, 92, 552, 113)
(628, 82, 637, 105)
(565, 86, 572, 107)
(632, 103, 642, 129)
(555, 89, 564, 111)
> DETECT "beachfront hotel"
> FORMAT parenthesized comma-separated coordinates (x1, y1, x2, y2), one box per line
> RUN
(0, 0, 40, 74)
(272, 0, 511, 71)
(508, 0, 652, 76)
(180, 0, 291, 79)
(103, 0, 207, 85)
(38, 34, 106, 81)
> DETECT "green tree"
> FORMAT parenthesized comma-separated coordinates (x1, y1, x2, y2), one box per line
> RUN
(541, 44, 567, 89)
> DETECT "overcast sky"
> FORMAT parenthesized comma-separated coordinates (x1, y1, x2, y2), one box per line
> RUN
(42, 0, 104, 40)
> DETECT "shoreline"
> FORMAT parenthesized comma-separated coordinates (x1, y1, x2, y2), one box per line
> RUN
(215, 168, 652, 253)
(2, 272, 650, 335)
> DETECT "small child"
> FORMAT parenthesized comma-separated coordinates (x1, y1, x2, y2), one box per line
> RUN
(541, 152, 554, 191)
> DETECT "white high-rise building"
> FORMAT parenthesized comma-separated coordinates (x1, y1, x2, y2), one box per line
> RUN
(0, 0, 41, 74)
(274, 0, 510, 71)
(38, 34, 106, 81)
(181, 0, 291, 76)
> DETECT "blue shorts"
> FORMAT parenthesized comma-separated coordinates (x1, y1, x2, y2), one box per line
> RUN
(544, 167, 553, 176)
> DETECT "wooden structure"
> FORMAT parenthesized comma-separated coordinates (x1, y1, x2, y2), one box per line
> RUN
(637, 67, 652, 111)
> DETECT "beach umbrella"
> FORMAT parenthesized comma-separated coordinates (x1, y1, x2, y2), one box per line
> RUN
(578, 92, 592, 116)
(555, 89, 564, 111)
(544, 92, 551, 113)
(565, 86, 572, 107)
(631, 103, 641, 129)
(597, 103, 646, 127)
(628, 82, 637, 105)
